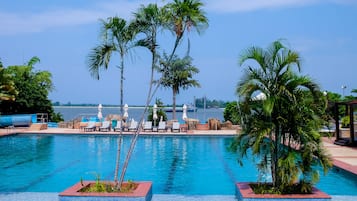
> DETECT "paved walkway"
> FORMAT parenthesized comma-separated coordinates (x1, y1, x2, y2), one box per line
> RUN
(322, 137, 357, 175)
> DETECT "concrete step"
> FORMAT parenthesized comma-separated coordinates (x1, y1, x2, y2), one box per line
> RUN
(28, 123, 48, 131)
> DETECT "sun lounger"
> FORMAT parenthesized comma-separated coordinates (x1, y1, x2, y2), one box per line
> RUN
(99, 121, 110, 132)
(158, 121, 166, 132)
(128, 121, 138, 132)
(84, 121, 96, 132)
(172, 122, 180, 133)
(114, 121, 122, 132)
(143, 121, 153, 132)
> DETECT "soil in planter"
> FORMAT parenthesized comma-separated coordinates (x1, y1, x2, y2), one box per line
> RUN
(79, 181, 138, 193)
(250, 183, 313, 195)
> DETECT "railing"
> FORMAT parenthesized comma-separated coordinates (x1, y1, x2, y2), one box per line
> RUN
(36, 113, 48, 123)
(58, 113, 97, 129)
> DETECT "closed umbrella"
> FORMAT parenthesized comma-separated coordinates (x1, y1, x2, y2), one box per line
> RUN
(153, 104, 158, 126)
(97, 104, 103, 121)
(182, 104, 188, 121)
(123, 104, 129, 122)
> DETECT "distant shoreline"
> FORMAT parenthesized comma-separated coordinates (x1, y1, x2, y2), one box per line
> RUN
(53, 106, 225, 109)
(53, 105, 146, 109)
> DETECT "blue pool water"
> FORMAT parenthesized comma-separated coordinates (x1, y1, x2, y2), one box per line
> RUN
(0, 134, 356, 195)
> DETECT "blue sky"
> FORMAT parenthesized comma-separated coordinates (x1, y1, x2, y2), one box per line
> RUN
(1, 0, 357, 106)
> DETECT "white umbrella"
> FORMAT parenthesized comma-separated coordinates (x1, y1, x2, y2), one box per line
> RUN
(182, 104, 188, 121)
(153, 104, 158, 129)
(97, 104, 103, 121)
(253, 92, 266, 101)
(153, 104, 158, 121)
(123, 104, 129, 121)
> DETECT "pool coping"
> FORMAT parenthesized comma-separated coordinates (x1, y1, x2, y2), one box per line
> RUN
(236, 182, 331, 200)
(59, 181, 152, 201)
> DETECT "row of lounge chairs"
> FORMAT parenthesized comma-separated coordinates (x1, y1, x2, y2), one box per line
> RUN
(83, 120, 182, 133)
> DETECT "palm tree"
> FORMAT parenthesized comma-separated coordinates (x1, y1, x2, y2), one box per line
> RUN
(132, 3, 163, 105)
(0, 59, 17, 102)
(351, 89, 357, 96)
(116, 3, 164, 188)
(158, 54, 200, 119)
(87, 16, 135, 185)
(164, 0, 208, 60)
(232, 40, 332, 193)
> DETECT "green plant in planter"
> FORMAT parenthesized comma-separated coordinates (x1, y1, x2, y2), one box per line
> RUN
(341, 116, 350, 128)
(79, 174, 137, 193)
(232, 40, 332, 194)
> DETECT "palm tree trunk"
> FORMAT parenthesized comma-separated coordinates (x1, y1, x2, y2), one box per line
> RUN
(117, 39, 158, 188)
(169, 36, 182, 62)
(172, 89, 177, 120)
(114, 56, 125, 184)
(272, 124, 281, 187)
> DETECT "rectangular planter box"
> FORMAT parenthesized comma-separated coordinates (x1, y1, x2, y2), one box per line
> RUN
(236, 182, 331, 201)
(196, 123, 209, 130)
(59, 181, 152, 201)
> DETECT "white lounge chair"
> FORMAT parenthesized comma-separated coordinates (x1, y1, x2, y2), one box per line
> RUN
(128, 121, 138, 132)
(114, 121, 122, 132)
(158, 121, 166, 132)
(99, 121, 110, 132)
(143, 121, 152, 132)
(172, 122, 180, 132)
(84, 121, 96, 132)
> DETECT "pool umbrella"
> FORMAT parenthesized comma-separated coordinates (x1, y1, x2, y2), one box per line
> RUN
(182, 104, 188, 121)
(123, 104, 129, 122)
(153, 104, 158, 126)
(97, 104, 103, 121)
(253, 92, 266, 101)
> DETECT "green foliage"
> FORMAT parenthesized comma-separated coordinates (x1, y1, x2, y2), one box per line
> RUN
(251, 182, 313, 194)
(223, 101, 241, 124)
(232, 40, 332, 193)
(79, 174, 137, 193)
(158, 54, 200, 119)
(147, 99, 167, 126)
(195, 97, 227, 108)
(0, 57, 58, 121)
(0, 59, 18, 102)
(341, 116, 350, 127)
(51, 112, 64, 122)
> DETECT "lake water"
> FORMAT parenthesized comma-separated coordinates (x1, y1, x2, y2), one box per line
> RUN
(54, 106, 224, 123)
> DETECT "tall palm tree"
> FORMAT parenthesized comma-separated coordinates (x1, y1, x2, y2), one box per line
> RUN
(232, 40, 332, 193)
(0, 59, 17, 101)
(87, 16, 135, 185)
(116, 3, 164, 188)
(132, 3, 163, 104)
(164, 0, 208, 60)
(158, 54, 200, 119)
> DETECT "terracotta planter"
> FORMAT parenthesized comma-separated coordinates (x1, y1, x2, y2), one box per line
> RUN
(59, 181, 152, 201)
(196, 123, 209, 130)
(235, 182, 331, 201)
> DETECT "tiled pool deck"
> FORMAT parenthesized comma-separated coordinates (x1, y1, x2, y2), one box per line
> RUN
(1, 128, 357, 200)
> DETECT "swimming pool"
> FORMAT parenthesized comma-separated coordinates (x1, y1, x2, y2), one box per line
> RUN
(0, 134, 356, 195)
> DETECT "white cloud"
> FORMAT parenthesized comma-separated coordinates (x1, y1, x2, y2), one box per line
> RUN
(205, 0, 320, 13)
(205, 0, 357, 13)
(0, 0, 156, 36)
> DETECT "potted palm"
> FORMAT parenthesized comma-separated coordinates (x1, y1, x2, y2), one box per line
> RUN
(60, 1, 208, 200)
(233, 40, 332, 201)
(59, 15, 153, 201)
